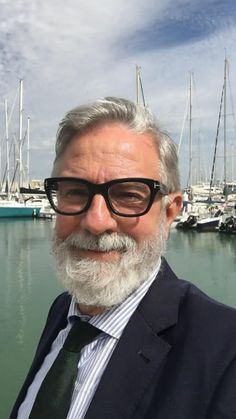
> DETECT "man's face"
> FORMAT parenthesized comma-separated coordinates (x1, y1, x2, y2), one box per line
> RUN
(54, 122, 181, 260)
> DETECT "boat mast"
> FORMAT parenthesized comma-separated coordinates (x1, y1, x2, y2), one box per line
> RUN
(187, 72, 193, 188)
(209, 84, 224, 201)
(136, 65, 140, 105)
(223, 55, 228, 190)
(196, 131, 201, 184)
(177, 90, 189, 156)
(27, 117, 30, 187)
(18, 79, 24, 192)
(230, 143, 234, 182)
(135, 65, 146, 107)
(0, 131, 1, 190)
(4, 99, 10, 198)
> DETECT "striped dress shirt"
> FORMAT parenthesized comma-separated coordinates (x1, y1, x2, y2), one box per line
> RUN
(17, 259, 161, 419)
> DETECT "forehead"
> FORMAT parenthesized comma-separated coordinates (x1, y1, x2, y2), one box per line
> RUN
(55, 122, 161, 180)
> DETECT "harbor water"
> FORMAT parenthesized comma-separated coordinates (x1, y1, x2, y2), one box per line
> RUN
(1, 219, 236, 418)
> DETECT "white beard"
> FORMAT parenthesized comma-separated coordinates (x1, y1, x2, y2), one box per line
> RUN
(52, 213, 167, 310)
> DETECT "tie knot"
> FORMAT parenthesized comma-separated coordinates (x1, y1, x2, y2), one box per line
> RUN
(63, 318, 101, 352)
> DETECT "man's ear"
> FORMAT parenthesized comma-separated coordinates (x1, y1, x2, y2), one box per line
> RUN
(165, 192, 182, 227)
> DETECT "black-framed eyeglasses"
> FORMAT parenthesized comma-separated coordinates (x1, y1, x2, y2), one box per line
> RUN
(44, 177, 169, 217)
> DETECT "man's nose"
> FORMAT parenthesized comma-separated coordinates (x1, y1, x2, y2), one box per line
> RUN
(79, 194, 118, 235)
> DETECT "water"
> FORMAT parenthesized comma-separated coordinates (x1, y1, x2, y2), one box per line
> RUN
(0, 220, 235, 418)
(0, 219, 62, 418)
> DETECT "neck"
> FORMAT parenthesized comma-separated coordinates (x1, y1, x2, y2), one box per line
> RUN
(78, 303, 107, 316)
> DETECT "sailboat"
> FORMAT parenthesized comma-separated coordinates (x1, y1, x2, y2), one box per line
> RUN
(0, 80, 41, 218)
(196, 55, 235, 232)
(176, 66, 229, 231)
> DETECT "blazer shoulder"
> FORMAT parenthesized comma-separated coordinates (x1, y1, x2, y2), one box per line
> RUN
(180, 278, 236, 316)
(173, 278, 236, 358)
(162, 258, 236, 319)
(159, 259, 236, 340)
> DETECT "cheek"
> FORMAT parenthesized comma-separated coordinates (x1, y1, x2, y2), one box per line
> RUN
(55, 215, 80, 239)
(121, 213, 159, 244)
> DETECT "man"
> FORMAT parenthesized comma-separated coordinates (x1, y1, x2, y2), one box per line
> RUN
(11, 97, 236, 419)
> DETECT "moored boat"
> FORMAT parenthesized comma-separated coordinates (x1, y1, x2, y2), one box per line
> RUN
(219, 215, 236, 234)
(176, 214, 198, 230)
(0, 202, 40, 218)
(196, 209, 224, 232)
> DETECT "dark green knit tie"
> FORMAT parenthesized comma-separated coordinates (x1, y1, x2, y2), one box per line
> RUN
(29, 317, 101, 419)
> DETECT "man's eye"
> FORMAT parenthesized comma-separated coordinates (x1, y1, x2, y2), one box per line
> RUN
(113, 191, 145, 201)
(60, 189, 87, 198)
(69, 189, 86, 196)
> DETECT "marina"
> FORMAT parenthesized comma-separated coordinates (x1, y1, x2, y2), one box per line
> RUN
(1, 218, 236, 418)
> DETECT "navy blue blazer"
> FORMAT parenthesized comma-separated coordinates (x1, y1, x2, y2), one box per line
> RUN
(10, 259, 236, 418)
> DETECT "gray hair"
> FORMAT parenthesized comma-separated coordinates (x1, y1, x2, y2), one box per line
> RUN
(52, 97, 180, 192)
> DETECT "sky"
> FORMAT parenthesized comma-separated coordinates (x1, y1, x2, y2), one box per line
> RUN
(0, 0, 236, 188)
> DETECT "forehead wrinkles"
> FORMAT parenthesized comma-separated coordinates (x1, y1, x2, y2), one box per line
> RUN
(54, 125, 161, 179)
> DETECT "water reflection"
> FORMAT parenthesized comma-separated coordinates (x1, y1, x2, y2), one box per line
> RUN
(0, 219, 56, 347)
(217, 233, 236, 262)
(170, 229, 236, 258)
(167, 230, 236, 308)
(0, 219, 62, 418)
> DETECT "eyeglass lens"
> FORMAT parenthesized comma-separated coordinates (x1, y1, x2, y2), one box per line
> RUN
(108, 182, 150, 214)
(49, 180, 151, 215)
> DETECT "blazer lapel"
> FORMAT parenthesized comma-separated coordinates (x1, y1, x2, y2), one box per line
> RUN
(85, 259, 185, 419)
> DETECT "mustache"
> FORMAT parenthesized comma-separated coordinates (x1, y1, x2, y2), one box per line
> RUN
(52, 231, 137, 253)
